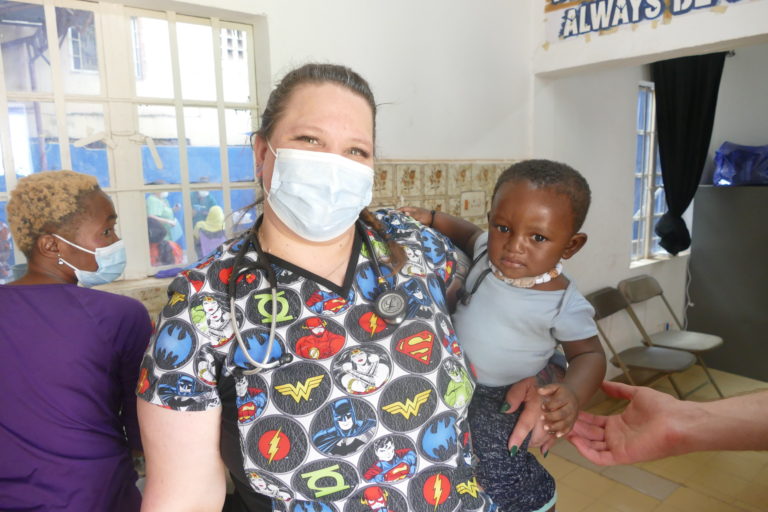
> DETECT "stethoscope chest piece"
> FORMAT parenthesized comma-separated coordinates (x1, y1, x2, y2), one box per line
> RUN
(374, 289, 407, 325)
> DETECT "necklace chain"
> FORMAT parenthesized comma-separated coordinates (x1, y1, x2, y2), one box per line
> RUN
(488, 260, 563, 288)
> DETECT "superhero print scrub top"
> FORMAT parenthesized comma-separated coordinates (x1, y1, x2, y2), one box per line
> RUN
(138, 210, 495, 512)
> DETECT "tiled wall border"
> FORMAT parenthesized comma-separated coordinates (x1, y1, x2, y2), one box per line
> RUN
(371, 160, 515, 228)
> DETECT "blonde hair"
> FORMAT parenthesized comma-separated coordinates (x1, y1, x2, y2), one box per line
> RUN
(7, 170, 100, 256)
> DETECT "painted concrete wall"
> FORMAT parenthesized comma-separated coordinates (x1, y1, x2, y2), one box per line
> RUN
(532, 64, 691, 377)
(162, 0, 533, 161)
(531, 3, 768, 377)
(111, 0, 765, 379)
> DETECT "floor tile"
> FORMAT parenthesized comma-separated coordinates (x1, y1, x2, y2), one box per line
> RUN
(598, 484, 660, 512)
(736, 479, 768, 510)
(682, 464, 750, 501)
(555, 482, 598, 512)
(706, 450, 768, 482)
(539, 453, 580, 480)
(660, 487, 747, 512)
(549, 438, 606, 473)
(560, 467, 617, 499)
(600, 464, 679, 501)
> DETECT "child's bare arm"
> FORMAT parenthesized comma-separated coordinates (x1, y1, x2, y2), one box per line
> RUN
(540, 336, 606, 436)
(399, 206, 482, 256)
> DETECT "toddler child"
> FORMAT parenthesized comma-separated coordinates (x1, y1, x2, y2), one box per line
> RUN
(403, 159, 606, 512)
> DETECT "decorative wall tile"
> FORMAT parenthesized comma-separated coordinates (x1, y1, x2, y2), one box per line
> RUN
(472, 163, 497, 191)
(448, 163, 473, 195)
(423, 164, 447, 196)
(422, 197, 447, 214)
(374, 163, 395, 198)
(460, 190, 487, 217)
(447, 197, 462, 217)
(396, 164, 422, 198)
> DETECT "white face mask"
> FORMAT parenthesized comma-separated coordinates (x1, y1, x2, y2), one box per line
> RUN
(266, 146, 373, 242)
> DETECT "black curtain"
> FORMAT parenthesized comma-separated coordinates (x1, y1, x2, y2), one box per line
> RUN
(651, 52, 726, 255)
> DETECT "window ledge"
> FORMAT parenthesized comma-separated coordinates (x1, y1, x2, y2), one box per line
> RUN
(630, 249, 690, 269)
(93, 276, 174, 320)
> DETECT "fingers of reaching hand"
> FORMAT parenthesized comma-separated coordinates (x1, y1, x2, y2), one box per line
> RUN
(601, 380, 638, 401)
(570, 412, 607, 442)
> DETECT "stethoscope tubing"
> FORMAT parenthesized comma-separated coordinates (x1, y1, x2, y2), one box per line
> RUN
(226, 220, 391, 374)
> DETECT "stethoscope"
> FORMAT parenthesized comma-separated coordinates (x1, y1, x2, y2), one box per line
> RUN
(228, 219, 407, 375)
(458, 249, 491, 306)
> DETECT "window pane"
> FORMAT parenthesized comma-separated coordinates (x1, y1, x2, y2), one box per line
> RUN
(225, 109, 255, 182)
(185, 107, 221, 184)
(66, 102, 109, 187)
(653, 187, 666, 215)
(138, 104, 180, 185)
(220, 26, 249, 103)
(146, 190, 187, 267)
(0, 201, 15, 283)
(177, 22, 215, 101)
(633, 176, 644, 216)
(57, 8, 100, 95)
(231, 188, 257, 234)
(0, 2, 52, 93)
(132, 17, 173, 98)
(0, 141, 5, 192)
(8, 101, 61, 178)
(636, 89, 647, 131)
(191, 188, 224, 259)
(635, 133, 645, 174)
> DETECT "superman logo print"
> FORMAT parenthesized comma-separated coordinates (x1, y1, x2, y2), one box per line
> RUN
(390, 322, 441, 374)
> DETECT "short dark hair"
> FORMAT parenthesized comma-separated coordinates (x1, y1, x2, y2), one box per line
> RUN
(256, 63, 377, 141)
(492, 159, 591, 232)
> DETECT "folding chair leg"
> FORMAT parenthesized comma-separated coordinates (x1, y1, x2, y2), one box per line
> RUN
(697, 355, 725, 398)
(667, 374, 685, 399)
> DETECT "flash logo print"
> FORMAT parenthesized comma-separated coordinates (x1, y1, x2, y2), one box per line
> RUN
(382, 389, 432, 419)
(274, 375, 325, 403)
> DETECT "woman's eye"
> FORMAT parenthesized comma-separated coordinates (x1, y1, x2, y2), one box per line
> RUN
(349, 147, 370, 158)
(533, 234, 547, 242)
(297, 135, 319, 145)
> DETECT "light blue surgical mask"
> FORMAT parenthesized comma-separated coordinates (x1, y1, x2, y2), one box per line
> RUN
(54, 235, 127, 287)
(266, 145, 374, 242)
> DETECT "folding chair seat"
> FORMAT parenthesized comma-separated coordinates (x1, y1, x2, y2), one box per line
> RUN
(586, 286, 696, 399)
(618, 274, 725, 398)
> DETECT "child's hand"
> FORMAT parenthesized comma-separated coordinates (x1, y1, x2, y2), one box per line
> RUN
(399, 206, 432, 226)
(539, 383, 579, 438)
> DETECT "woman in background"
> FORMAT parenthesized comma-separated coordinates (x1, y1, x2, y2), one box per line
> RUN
(0, 170, 152, 512)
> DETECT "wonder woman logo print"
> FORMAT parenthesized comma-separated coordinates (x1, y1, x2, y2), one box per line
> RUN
(138, 210, 495, 511)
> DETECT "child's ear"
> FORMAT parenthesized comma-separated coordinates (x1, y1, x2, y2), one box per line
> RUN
(562, 232, 587, 260)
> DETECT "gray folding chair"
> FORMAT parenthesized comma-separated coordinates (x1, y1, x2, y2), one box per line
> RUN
(586, 286, 697, 399)
(618, 274, 725, 398)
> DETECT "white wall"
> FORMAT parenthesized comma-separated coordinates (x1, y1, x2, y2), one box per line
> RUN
(703, 42, 768, 182)
(157, 0, 533, 161)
